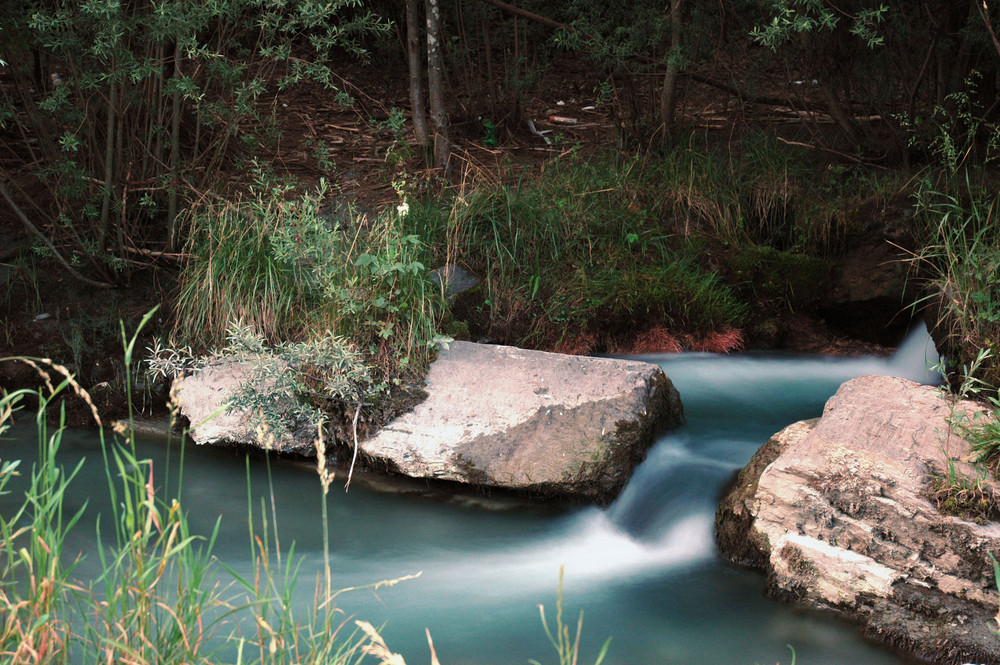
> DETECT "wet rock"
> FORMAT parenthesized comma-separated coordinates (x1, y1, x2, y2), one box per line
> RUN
(716, 374, 1000, 664)
(361, 341, 683, 504)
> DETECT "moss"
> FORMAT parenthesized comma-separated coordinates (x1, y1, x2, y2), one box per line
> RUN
(729, 244, 837, 309)
(926, 475, 1000, 523)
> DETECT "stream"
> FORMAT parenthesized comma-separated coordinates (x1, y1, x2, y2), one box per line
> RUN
(1, 326, 942, 665)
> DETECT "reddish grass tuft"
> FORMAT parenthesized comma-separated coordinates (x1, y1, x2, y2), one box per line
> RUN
(619, 326, 683, 355)
(554, 331, 597, 356)
(691, 327, 745, 353)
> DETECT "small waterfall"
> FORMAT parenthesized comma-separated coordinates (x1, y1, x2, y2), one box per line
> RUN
(607, 322, 941, 546)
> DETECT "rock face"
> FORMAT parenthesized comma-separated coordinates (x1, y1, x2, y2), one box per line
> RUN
(361, 341, 683, 504)
(717, 374, 1000, 664)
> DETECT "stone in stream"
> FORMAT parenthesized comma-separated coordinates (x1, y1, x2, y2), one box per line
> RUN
(173, 341, 683, 504)
(361, 341, 683, 504)
(716, 374, 1000, 665)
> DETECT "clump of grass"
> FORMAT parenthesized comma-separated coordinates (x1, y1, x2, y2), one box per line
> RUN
(170, 180, 448, 445)
(909, 176, 1000, 388)
(928, 466, 1000, 523)
(174, 180, 446, 363)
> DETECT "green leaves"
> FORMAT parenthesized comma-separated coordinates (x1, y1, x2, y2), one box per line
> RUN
(751, 1, 887, 50)
(5, 0, 389, 283)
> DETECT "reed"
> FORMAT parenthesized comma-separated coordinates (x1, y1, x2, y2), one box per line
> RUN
(908, 174, 1000, 389)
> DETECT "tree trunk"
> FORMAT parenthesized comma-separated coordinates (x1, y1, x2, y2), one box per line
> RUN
(167, 39, 183, 252)
(406, 0, 430, 153)
(818, 78, 861, 147)
(658, 0, 685, 139)
(426, 0, 450, 171)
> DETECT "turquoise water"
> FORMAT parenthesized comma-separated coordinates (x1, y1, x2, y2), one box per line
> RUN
(1, 327, 941, 664)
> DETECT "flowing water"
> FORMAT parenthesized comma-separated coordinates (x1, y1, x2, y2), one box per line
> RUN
(1, 326, 942, 664)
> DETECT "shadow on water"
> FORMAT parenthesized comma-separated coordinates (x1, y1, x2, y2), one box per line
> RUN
(0, 324, 940, 665)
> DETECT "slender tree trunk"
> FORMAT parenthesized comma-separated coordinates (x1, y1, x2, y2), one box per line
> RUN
(426, 0, 450, 171)
(406, 0, 430, 153)
(167, 39, 183, 252)
(99, 79, 117, 253)
(659, 0, 685, 139)
(818, 79, 861, 147)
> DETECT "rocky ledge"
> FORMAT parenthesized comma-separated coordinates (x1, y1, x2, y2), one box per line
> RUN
(716, 374, 1000, 664)
(174, 341, 683, 504)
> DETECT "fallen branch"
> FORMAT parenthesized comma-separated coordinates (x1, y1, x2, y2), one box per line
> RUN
(775, 136, 892, 170)
(0, 179, 114, 289)
(479, 0, 570, 31)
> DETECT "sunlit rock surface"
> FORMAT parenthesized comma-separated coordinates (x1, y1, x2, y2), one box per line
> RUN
(717, 374, 1000, 664)
(361, 341, 683, 504)
(173, 360, 318, 455)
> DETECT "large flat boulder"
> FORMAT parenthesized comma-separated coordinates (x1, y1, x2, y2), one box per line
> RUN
(361, 341, 683, 504)
(716, 374, 1000, 664)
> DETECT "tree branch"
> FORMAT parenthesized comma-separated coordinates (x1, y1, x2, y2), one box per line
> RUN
(0, 178, 114, 289)
(478, 0, 570, 32)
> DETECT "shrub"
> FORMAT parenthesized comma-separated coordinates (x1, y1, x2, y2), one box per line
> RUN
(0, 0, 388, 284)
(910, 176, 1000, 388)
(168, 181, 447, 442)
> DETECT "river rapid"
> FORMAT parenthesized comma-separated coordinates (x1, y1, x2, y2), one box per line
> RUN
(1, 326, 942, 664)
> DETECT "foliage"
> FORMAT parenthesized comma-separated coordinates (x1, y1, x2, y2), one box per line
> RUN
(0, 0, 388, 283)
(152, 323, 381, 452)
(751, 1, 888, 50)
(168, 183, 446, 446)
(898, 74, 1000, 174)
(173, 179, 447, 367)
(909, 177, 1000, 388)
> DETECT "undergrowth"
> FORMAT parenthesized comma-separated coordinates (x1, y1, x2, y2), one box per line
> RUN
(402, 137, 895, 353)
(909, 174, 1000, 389)
(167, 180, 448, 446)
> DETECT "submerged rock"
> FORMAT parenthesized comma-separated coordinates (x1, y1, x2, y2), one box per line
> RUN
(716, 374, 1000, 664)
(361, 341, 683, 504)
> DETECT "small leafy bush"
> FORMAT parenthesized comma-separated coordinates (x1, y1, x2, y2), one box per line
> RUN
(169, 182, 446, 441)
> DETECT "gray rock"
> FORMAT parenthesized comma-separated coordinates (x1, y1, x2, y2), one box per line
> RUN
(361, 341, 683, 504)
(430, 264, 479, 300)
(172, 360, 318, 455)
(717, 374, 1000, 664)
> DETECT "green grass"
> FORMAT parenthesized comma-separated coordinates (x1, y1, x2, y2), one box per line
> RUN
(401, 136, 891, 353)
(169, 181, 448, 449)
(909, 174, 1000, 388)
